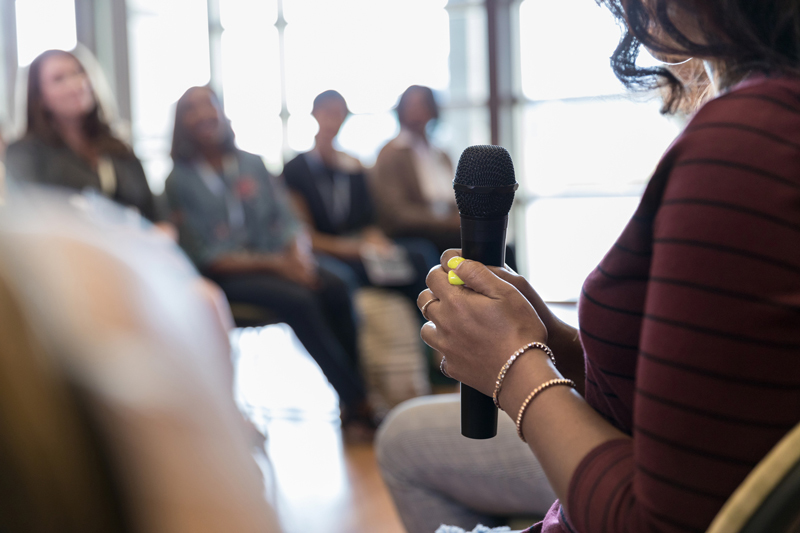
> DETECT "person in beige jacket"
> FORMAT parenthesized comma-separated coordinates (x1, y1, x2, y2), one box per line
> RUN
(371, 85, 461, 254)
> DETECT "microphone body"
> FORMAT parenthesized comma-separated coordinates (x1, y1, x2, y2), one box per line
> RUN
(453, 145, 518, 440)
(459, 215, 507, 439)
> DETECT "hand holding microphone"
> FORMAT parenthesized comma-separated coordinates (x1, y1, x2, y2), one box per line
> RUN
(452, 145, 518, 439)
(419, 145, 551, 439)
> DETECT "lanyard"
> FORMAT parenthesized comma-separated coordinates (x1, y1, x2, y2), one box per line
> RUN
(196, 155, 247, 239)
(305, 152, 351, 230)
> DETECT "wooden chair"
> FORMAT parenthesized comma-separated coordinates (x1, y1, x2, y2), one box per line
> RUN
(707, 422, 800, 533)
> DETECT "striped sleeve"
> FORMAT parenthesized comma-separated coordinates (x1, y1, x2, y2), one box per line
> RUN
(567, 87, 800, 533)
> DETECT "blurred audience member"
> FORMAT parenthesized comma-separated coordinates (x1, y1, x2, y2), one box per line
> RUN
(165, 86, 375, 434)
(5, 50, 158, 222)
(283, 90, 438, 303)
(0, 188, 280, 533)
(372, 85, 461, 253)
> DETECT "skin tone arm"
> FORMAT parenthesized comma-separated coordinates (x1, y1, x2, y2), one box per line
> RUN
(417, 251, 628, 510)
(206, 236, 319, 288)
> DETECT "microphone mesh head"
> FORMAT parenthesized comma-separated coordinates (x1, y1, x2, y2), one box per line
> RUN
(454, 145, 517, 219)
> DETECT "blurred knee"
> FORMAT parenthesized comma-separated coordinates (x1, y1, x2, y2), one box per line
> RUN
(376, 395, 458, 476)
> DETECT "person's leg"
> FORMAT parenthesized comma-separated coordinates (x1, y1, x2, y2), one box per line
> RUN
(392, 237, 441, 303)
(376, 394, 556, 533)
(314, 264, 361, 370)
(214, 273, 367, 411)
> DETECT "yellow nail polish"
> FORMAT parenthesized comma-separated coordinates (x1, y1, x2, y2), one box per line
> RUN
(448, 270, 465, 285)
(447, 256, 466, 270)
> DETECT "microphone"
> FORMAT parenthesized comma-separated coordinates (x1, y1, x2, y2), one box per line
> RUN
(453, 145, 518, 440)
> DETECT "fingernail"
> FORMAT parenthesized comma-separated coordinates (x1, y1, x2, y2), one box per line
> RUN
(448, 270, 465, 285)
(447, 256, 466, 270)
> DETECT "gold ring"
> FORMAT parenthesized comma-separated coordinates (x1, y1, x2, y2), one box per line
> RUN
(420, 298, 439, 321)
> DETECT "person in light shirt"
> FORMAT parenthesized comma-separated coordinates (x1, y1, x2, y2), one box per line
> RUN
(372, 85, 462, 254)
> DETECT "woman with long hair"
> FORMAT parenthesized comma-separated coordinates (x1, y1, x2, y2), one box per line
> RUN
(165, 86, 375, 437)
(378, 1, 800, 532)
(5, 49, 157, 222)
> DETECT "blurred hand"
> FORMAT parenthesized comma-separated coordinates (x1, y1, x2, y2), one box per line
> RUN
(152, 221, 179, 243)
(360, 227, 395, 255)
(279, 237, 319, 288)
(417, 257, 548, 397)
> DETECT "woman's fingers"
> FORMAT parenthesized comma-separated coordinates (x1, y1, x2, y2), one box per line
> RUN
(417, 289, 440, 322)
(425, 265, 452, 299)
(420, 321, 443, 352)
(440, 249, 463, 272)
(453, 260, 511, 299)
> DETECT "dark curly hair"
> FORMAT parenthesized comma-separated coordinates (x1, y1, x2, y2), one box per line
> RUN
(600, 0, 800, 113)
(395, 85, 440, 127)
(170, 86, 236, 163)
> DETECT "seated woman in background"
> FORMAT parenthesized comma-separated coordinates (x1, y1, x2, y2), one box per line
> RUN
(283, 90, 438, 303)
(371, 85, 461, 254)
(165, 86, 375, 434)
(5, 49, 158, 223)
(379, 0, 800, 532)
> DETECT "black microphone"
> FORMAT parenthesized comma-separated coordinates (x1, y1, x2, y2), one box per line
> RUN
(453, 145, 518, 440)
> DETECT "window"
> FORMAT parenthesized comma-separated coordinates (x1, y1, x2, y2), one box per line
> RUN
(127, 0, 211, 192)
(515, 0, 682, 301)
(220, 0, 450, 170)
(15, 0, 76, 67)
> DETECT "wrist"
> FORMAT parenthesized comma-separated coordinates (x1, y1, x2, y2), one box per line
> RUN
(498, 349, 561, 418)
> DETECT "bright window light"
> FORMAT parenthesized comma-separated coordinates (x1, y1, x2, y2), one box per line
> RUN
(128, 0, 211, 191)
(220, 0, 450, 166)
(517, 0, 682, 300)
(15, 0, 77, 66)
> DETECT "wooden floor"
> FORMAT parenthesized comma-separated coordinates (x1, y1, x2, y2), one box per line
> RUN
(233, 324, 406, 533)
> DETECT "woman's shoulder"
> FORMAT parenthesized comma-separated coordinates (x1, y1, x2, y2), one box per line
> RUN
(233, 149, 274, 178)
(651, 75, 800, 219)
(6, 136, 50, 157)
(667, 75, 800, 166)
(234, 149, 266, 167)
(689, 74, 800, 131)
(164, 159, 199, 190)
(282, 152, 308, 178)
(334, 150, 364, 174)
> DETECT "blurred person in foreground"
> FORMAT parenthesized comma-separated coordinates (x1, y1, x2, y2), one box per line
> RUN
(371, 85, 462, 254)
(283, 89, 438, 304)
(165, 86, 375, 436)
(0, 187, 280, 533)
(378, 1, 800, 532)
(5, 49, 160, 224)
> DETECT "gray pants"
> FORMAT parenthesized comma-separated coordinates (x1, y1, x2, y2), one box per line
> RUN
(376, 394, 557, 533)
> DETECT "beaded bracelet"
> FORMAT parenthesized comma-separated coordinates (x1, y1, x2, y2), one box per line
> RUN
(493, 342, 556, 411)
(516, 378, 576, 443)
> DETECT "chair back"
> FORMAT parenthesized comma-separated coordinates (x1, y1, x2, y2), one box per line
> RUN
(707, 422, 800, 533)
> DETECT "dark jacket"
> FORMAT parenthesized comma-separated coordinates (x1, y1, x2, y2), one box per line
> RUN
(5, 136, 157, 222)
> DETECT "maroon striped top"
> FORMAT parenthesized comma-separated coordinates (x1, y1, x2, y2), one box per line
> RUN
(529, 75, 800, 533)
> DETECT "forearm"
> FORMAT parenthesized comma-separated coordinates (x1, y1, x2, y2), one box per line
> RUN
(206, 251, 284, 275)
(543, 318, 586, 395)
(310, 232, 362, 259)
(497, 353, 628, 510)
